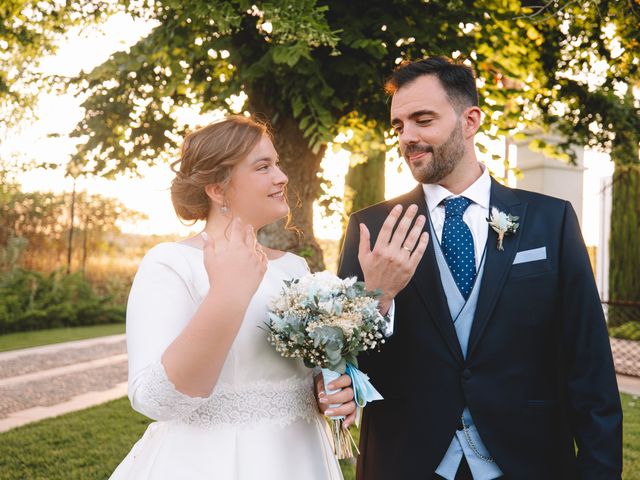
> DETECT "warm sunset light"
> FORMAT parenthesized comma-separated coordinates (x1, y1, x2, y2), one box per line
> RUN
(1, 4, 637, 479)
(0, 9, 622, 245)
(2, 13, 526, 241)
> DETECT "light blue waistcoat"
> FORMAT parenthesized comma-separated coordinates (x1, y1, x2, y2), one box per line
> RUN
(430, 220, 504, 480)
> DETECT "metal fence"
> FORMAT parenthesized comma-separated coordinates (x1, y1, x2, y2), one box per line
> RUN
(604, 300, 640, 377)
(610, 338, 640, 377)
(603, 300, 640, 327)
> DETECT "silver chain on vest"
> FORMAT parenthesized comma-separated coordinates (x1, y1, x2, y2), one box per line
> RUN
(461, 414, 495, 463)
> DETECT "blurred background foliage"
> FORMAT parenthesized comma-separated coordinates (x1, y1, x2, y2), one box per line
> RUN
(0, 0, 638, 329)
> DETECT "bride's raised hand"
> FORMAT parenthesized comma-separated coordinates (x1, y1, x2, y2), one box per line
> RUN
(202, 218, 268, 301)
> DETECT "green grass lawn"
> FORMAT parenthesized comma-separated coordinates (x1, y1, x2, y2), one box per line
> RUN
(624, 393, 640, 477)
(0, 397, 148, 480)
(0, 324, 125, 353)
(0, 394, 637, 479)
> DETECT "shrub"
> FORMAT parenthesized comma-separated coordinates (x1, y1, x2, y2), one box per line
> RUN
(0, 268, 125, 334)
(609, 321, 640, 342)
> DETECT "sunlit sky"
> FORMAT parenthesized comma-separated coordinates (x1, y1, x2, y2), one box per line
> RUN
(1, 12, 615, 244)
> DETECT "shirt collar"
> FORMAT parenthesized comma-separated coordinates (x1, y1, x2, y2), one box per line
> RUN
(422, 163, 491, 214)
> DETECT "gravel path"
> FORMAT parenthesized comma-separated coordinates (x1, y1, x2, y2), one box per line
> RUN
(0, 361, 128, 419)
(0, 340, 126, 379)
(0, 336, 130, 427)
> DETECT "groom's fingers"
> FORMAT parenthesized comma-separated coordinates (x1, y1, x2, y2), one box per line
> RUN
(409, 232, 430, 269)
(400, 214, 426, 252)
(375, 204, 403, 247)
(358, 223, 372, 259)
(389, 204, 418, 249)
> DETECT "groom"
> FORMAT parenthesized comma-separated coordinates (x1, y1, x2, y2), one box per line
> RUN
(337, 57, 622, 479)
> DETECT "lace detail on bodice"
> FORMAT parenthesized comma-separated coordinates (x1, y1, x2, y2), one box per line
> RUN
(132, 362, 208, 420)
(182, 374, 319, 429)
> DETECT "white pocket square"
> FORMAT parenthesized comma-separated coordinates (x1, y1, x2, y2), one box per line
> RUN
(513, 246, 547, 265)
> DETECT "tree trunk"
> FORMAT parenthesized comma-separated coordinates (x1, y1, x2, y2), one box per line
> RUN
(345, 150, 386, 217)
(66, 179, 76, 275)
(608, 133, 640, 326)
(82, 215, 88, 271)
(340, 149, 386, 249)
(248, 95, 326, 272)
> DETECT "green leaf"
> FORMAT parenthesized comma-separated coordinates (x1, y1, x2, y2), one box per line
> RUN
(299, 115, 311, 131)
(292, 96, 304, 118)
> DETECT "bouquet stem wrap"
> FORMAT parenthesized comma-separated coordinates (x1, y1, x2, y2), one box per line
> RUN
(322, 363, 383, 459)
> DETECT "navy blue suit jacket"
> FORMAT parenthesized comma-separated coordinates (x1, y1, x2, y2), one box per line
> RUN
(338, 180, 622, 480)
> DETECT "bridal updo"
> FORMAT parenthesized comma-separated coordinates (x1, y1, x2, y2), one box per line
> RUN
(170, 115, 270, 222)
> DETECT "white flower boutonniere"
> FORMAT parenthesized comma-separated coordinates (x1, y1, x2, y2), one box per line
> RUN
(486, 207, 519, 251)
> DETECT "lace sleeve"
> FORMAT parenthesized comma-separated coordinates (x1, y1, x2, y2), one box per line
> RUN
(125, 244, 206, 421)
(128, 361, 208, 421)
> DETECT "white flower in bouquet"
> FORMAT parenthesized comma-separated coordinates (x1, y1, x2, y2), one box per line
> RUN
(267, 272, 387, 374)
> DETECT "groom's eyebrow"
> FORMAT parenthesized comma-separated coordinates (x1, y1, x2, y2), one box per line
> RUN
(390, 109, 438, 127)
(409, 109, 437, 119)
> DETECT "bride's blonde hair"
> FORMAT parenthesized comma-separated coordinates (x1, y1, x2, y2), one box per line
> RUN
(170, 115, 270, 222)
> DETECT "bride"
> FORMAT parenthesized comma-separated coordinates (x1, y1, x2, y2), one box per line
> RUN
(110, 115, 355, 479)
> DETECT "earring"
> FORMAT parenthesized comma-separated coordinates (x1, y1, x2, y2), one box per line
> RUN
(220, 203, 229, 214)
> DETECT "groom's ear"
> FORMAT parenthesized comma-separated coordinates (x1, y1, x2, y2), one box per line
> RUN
(204, 183, 226, 207)
(462, 106, 482, 139)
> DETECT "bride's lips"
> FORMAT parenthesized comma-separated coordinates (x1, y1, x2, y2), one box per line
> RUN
(268, 191, 285, 200)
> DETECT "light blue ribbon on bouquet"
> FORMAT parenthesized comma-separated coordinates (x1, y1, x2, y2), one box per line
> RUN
(321, 363, 383, 420)
(345, 363, 383, 407)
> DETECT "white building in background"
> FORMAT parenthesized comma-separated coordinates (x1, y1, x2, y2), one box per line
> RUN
(514, 138, 614, 300)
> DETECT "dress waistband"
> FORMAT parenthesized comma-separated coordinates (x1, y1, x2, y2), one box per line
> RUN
(181, 375, 318, 429)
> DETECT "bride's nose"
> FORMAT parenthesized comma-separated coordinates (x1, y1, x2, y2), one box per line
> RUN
(274, 165, 288, 186)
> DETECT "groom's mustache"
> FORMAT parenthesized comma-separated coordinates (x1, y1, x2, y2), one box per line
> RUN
(404, 143, 434, 157)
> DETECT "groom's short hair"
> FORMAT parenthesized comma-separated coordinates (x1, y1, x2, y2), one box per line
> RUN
(385, 56, 479, 114)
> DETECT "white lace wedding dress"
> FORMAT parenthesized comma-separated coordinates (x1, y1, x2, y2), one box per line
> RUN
(110, 243, 343, 480)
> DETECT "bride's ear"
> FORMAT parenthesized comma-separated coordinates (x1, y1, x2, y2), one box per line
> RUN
(205, 183, 226, 209)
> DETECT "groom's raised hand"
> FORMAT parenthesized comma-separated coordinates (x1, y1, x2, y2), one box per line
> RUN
(314, 373, 357, 428)
(359, 204, 429, 314)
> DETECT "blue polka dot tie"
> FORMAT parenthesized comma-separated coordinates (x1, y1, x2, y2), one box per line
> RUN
(442, 197, 476, 300)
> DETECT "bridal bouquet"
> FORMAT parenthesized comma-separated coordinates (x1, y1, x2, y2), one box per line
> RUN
(266, 271, 386, 459)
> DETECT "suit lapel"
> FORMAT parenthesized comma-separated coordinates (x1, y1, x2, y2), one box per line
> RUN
(405, 186, 465, 365)
(466, 179, 527, 359)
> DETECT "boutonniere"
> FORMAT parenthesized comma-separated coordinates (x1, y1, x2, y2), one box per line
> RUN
(486, 207, 519, 251)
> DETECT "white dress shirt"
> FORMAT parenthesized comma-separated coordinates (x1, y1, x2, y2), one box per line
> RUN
(385, 163, 491, 335)
(422, 163, 491, 268)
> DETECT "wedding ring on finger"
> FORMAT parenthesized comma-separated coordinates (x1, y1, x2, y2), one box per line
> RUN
(402, 246, 412, 253)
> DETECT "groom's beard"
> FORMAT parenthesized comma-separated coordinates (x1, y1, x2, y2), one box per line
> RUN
(404, 119, 465, 184)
